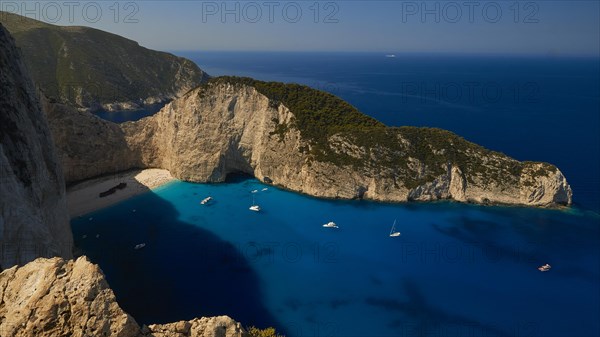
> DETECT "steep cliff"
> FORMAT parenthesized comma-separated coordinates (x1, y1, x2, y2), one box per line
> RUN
(0, 23, 72, 269)
(122, 78, 572, 207)
(0, 257, 247, 337)
(0, 12, 208, 112)
(42, 99, 139, 184)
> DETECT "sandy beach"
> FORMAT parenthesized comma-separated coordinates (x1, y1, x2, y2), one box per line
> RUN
(67, 169, 176, 218)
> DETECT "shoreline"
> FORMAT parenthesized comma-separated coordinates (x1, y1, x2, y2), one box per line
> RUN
(66, 169, 176, 218)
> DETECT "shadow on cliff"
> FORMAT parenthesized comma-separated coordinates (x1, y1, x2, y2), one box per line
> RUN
(70, 182, 285, 333)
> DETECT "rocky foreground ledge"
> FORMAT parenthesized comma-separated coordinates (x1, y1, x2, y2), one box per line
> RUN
(0, 257, 247, 337)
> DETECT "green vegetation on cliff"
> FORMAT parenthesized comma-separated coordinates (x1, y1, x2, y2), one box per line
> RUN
(0, 12, 208, 110)
(247, 326, 285, 337)
(206, 77, 542, 189)
(209, 76, 384, 161)
(209, 76, 383, 137)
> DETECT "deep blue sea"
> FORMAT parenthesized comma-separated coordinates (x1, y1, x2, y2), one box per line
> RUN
(93, 103, 163, 123)
(78, 52, 600, 336)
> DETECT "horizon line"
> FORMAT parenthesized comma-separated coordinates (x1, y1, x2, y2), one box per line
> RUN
(170, 49, 600, 58)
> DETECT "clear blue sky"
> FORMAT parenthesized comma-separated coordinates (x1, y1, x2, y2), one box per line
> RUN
(3, 0, 599, 56)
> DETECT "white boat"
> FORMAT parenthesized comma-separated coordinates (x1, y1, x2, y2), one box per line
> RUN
(262, 188, 269, 191)
(389, 219, 401, 237)
(134, 243, 146, 250)
(249, 195, 261, 212)
(538, 263, 551, 272)
(251, 189, 259, 193)
(200, 196, 213, 205)
(323, 221, 339, 228)
(385, 54, 396, 58)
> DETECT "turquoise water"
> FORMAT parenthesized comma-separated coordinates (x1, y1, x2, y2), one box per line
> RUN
(72, 176, 600, 337)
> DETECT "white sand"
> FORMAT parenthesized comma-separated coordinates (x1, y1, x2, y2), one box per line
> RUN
(67, 169, 176, 218)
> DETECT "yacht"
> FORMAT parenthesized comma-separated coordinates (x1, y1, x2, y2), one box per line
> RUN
(200, 196, 213, 205)
(134, 243, 146, 250)
(323, 221, 339, 228)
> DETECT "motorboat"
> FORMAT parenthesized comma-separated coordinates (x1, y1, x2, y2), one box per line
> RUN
(323, 221, 339, 228)
(538, 263, 551, 272)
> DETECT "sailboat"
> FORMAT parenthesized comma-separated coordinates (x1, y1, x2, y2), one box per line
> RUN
(389, 219, 401, 237)
(249, 195, 261, 212)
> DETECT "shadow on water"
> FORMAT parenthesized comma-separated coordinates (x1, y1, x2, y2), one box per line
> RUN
(366, 278, 512, 337)
(71, 185, 285, 333)
(431, 208, 600, 284)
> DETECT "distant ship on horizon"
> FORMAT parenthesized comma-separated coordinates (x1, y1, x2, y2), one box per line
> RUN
(385, 54, 396, 58)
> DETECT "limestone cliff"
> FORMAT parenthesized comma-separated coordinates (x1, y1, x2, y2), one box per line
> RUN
(0, 257, 247, 337)
(0, 23, 72, 269)
(42, 99, 138, 184)
(122, 79, 572, 207)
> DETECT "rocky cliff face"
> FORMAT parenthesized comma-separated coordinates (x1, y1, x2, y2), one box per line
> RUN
(42, 99, 139, 184)
(122, 80, 572, 207)
(0, 23, 72, 270)
(1, 12, 208, 112)
(0, 257, 247, 337)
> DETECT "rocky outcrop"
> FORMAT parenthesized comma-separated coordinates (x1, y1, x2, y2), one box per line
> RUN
(121, 80, 572, 207)
(0, 257, 247, 337)
(1, 12, 208, 112)
(0, 23, 72, 270)
(40, 77, 571, 207)
(143, 317, 246, 337)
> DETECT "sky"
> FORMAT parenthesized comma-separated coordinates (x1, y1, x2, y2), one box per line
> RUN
(1, 0, 599, 56)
